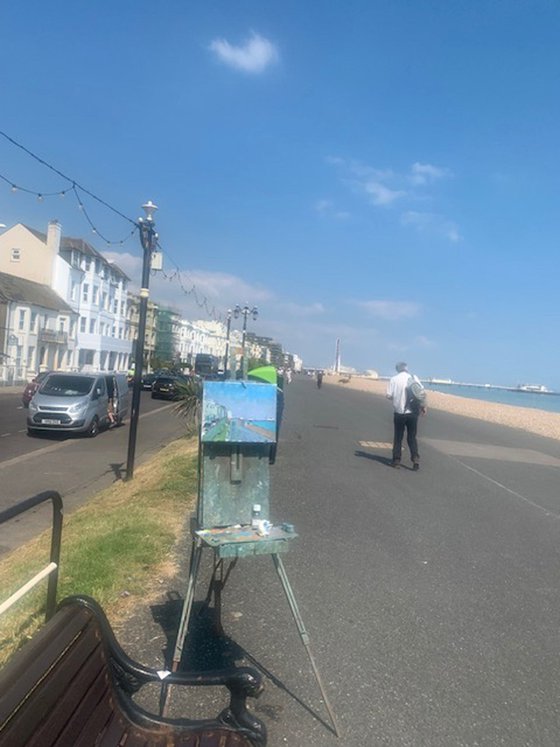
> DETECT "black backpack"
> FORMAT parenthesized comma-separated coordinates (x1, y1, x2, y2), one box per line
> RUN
(406, 376, 427, 411)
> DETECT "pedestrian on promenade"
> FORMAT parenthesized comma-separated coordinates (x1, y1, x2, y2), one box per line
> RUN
(386, 361, 426, 470)
(316, 370, 323, 389)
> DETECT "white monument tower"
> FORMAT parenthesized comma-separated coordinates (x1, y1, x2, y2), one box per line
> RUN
(334, 338, 341, 374)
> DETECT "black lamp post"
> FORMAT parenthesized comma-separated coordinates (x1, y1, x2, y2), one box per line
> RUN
(233, 304, 258, 379)
(223, 309, 232, 378)
(125, 200, 158, 481)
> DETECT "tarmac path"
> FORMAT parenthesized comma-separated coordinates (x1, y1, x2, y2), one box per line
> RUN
(144, 375, 560, 746)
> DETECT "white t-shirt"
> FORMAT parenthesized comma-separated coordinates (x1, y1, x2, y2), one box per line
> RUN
(386, 371, 421, 414)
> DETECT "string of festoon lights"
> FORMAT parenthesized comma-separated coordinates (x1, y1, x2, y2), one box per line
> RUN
(0, 130, 223, 322)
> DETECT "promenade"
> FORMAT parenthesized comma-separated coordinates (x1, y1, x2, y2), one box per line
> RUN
(119, 375, 560, 746)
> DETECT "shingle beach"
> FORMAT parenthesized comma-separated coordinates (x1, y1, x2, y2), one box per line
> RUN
(326, 375, 560, 444)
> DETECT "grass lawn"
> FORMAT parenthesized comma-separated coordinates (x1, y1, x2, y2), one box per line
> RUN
(0, 436, 198, 666)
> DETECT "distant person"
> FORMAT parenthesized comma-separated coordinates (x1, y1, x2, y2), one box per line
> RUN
(316, 370, 323, 389)
(386, 362, 426, 470)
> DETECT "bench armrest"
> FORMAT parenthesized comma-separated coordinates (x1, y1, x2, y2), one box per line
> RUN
(58, 595, 265, 740)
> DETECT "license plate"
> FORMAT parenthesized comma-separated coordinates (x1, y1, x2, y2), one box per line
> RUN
(42, 418, 60, 425)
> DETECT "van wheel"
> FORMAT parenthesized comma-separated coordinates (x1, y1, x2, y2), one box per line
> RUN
(87, 416, 99, 438)
(27, 427, 37, 437)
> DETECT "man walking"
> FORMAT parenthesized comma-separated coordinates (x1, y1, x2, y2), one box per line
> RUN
(386, 362, 426, 470)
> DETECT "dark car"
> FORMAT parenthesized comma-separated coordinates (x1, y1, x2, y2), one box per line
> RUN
(22, 371, 51, 408)
(141, 373, 158, 390)
(151, 375, 183, 400)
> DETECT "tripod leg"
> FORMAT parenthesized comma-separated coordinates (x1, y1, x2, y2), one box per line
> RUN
(160, 539, 204, 717)
(172, 538, 203, 671)
(272, 554, 340, 738)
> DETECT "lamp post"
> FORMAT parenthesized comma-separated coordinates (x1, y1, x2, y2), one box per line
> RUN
(125, 200, 158, 481)
(223, 309, 232, 378)
(233, 304, 258, 379)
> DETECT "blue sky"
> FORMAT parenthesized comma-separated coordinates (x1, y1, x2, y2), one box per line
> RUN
(1, 1, 559, 387)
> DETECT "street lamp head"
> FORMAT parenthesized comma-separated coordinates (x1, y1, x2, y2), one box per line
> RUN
(233, 305, 241, 319)
(252, 306, 258, 321)
(141, 200, 158, 222)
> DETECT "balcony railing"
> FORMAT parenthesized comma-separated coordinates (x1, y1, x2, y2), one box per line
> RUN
(38, 329, 68, 345)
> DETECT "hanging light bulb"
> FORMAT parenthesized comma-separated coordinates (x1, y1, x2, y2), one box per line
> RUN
(37, 194, 44, 202)
(11, 185, 17, 193)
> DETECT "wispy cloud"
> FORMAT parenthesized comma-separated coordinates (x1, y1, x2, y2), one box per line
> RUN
(327, 157, 460, 241)
(363, 181, 406, 206)
(401, 211, 462, 242)
(314, 199, 350, 220)
(357, 300, 422, 320)
(209, 32, 279, 74)
(409, 162, 452, 185)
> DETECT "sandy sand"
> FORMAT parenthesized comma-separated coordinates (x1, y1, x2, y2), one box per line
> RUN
(324, 374, 560, 444)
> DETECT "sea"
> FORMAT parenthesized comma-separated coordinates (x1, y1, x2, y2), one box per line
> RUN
(424, 383, 560, 415)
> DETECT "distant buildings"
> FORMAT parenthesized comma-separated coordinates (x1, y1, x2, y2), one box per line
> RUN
(0, 219, 302, 384)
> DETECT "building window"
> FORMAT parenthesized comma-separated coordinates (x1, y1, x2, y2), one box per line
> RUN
(80, 317, 86, 333)
(11, 248, 21, 262)
(93, 286, 99, 305)
(59, 318, 65, 332)
(89, 319, 96, 334)
(30, 312, 37, 332)
(83, 284, 89, 302)
(85, 258, 91, 272)
(18, 309, 26, 331)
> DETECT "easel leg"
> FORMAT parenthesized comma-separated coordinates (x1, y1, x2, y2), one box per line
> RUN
(272, 554, 340, 738)
(160, 537, 203, 716)
(201, 557, 239, 636)
(172, 538, 204, 670)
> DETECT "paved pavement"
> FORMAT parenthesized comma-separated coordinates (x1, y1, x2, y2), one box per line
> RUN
(116, 376, 560, 746)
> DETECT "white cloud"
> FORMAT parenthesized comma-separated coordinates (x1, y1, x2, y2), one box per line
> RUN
(401, 211, 462, 242)
(363, 180, 406, 206)
(314, 199, 351, 220)
(357, 300, 421, 320)
(327, 157, 460, 236)
(415, 335, 436, 348)
(277, 301, 326, 316)
(209, 32, 279, 73)
(409, 162, 451, 185)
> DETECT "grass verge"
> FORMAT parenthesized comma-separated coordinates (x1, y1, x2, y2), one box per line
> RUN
(0, 436, 198, 666)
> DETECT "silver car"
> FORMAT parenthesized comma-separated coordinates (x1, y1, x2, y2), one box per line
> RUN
(27, 372, 129, 437)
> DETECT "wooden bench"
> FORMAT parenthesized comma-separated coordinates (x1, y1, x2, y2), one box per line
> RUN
(0, 594, 267, 746)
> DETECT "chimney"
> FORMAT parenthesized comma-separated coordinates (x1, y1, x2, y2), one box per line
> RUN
(46, 220, 62, 286)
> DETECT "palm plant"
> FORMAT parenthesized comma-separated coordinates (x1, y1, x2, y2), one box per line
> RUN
(173, 376, 203, 435)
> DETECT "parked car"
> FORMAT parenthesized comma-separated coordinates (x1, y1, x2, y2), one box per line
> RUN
(151, 375, 194, 400)
(141, 373, 158, 390)
(27, 372, 130, 437)
(22, 371, 51, 408)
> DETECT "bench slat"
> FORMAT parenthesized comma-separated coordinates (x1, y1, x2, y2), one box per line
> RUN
(0, 598, 266, 746)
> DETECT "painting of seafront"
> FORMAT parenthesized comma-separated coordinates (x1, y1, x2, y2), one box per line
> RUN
(202, 381, 277, 443)
(424, 382, 560, 414)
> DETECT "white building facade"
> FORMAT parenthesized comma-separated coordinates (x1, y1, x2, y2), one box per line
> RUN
(0, 221, 132, 374)
(0, 272, 78, 384)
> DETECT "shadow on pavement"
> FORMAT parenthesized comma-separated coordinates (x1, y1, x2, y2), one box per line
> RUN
(150, 593, 335, 734)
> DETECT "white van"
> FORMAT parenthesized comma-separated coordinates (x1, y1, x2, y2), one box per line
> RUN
(27, 372, 130, 437)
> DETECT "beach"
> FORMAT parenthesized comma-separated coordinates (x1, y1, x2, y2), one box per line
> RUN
(326, 375, 560, 444)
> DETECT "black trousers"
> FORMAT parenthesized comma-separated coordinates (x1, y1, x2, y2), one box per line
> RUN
(392, 412, 419, 462)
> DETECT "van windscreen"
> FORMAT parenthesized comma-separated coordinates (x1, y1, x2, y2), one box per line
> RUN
(40, 375, 95, 396)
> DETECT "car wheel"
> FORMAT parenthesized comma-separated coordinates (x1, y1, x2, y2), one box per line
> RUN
(27, 427, 37, 436)
(87, 416, 99, 438)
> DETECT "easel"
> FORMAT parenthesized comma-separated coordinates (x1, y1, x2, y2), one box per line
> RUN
(165, 380, 339, 737)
